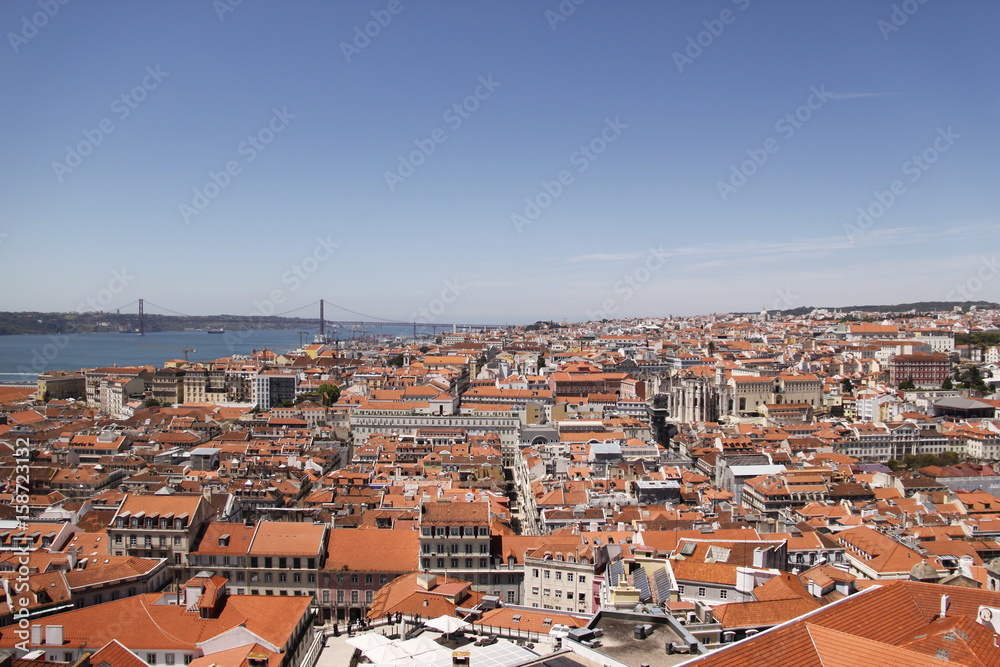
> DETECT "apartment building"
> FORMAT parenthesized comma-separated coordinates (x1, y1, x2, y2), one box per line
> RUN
(521, 544, 595, 614)
(84, 366, 152, 407)
(890, 352, 951, 389)
(36, 370, 85, 402)
(150, 367, 185, 405)
(253, 369, 300, 409)
(419, 499, 493, 588)
(350, 413, 521, 447)
(318, 527, 418, 623)
(108, 494, 214, 566)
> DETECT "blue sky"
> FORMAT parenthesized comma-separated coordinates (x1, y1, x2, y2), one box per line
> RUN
(2, 0, 997, 324)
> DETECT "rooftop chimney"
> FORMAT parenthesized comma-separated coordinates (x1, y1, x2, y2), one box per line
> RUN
(940, 594, 950, 619)
(44, 626, 63, 647)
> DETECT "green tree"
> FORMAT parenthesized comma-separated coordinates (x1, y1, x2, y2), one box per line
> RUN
(841, 378, 854, 395)
(281, 400, 295, 408)
(387, 354, 405, 367)
(898, 379, 916, 391)
(942, 377, 954, 390)
(938, 450, 960, 466)
(917, 453, 938, 468)
(318, 383, 341, 406)
(419, 345, 430, 354)
(143, 398, 160, 408)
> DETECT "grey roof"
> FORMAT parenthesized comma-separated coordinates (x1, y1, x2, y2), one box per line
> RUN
(634, 480, 681, 489)
(935, 397, 994, 410)
(728, 464, 786, 477)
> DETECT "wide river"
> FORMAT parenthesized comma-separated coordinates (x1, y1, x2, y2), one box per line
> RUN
(0, 330, 316, 382)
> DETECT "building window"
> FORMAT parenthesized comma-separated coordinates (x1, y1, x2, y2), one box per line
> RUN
(544, 571, 550, 579)
(351, 574, 359, 584)
(351, 590, 359, 604)
(365, 590, 373, 604)
(566, 573, 573, 582)
(147, 655, 156, 664)
(555, 572, 562, 580)
(698, 587, 706, 597)
(165, 654, 175, 665)
(365, 574, 373, 585)
(507, 590, 516, 603)
(337, 590, 344, 604)
(720, 590, 728, 599)
(678, 585, 685, 595)
(578, 576, 586, 584)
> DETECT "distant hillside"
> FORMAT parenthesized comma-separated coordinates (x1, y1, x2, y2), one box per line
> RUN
(771, 301, 999, 317)
(0, 311, 329, 336)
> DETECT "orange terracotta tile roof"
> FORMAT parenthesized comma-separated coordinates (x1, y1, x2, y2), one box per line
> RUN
(713, 597, 820, 629)
(0, 593, 312, 653)
(323, 527, 418, 572)
(682, 581, 1000, 666)
(473, 607, 588, 636)
(247, 521, 326, 557)
(88, 639, 148, 667)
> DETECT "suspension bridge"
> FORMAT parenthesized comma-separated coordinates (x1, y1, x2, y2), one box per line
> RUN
(115, 298, 505, 339)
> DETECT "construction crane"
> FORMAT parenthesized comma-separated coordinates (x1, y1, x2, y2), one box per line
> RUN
(295, 331, 310, 348)
(139, 345, 197, 361)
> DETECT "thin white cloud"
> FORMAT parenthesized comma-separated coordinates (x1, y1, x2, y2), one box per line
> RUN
(560, 221, 998, 268)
